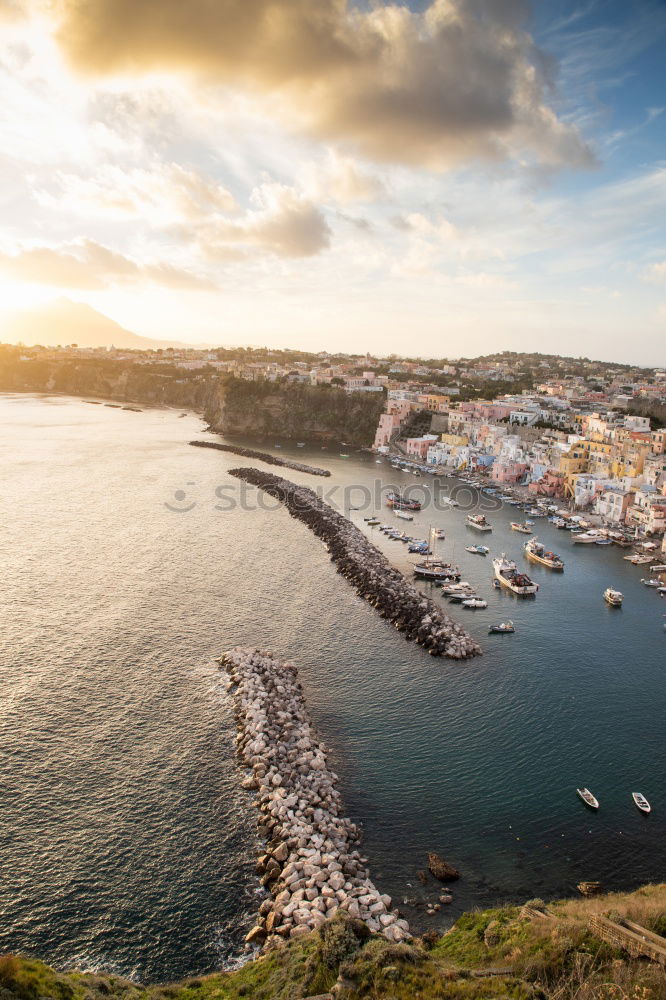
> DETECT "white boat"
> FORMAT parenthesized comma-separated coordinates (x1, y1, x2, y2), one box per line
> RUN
(394, 510, 413, 521)
(632, 792, 651, 814)
(465, 545, 489, 555)
(441, 497, 459, 507)
(641, 578, 661, 588)
(493, 554, 538, 596)
(624, 553, 653, 564)
(414, 560, 460, 581)
(577, 787, 599, 809)
(572, 531, 604, 544)
(511, 522, 532, 534)
(650, 564, 666, 572)
(461, 597, 487, 608)
(604, 587, 623, 606)
(434, 528, 446, 539)
(467, 514, 492, 532)
(366, 517, 380, 526)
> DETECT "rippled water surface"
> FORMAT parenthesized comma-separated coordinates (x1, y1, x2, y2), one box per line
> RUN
(1, 394, 664, 981)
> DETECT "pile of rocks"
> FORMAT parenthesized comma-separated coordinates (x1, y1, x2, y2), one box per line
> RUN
(228, 467, 482, 660)
(221, 646, 412, 947)
(190, 440, 331, 477)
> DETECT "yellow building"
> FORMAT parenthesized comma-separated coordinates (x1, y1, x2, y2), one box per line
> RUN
(440, 432, 469, 446)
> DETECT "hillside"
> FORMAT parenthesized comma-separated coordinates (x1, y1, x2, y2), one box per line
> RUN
(0, 299, 191, 350)
(1, 885, 664, 1000)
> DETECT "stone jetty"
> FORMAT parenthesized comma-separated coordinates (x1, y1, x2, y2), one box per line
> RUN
(221, 646, 412, 946)
(228, 467, 481, 659)
(190, 440, 331, 477)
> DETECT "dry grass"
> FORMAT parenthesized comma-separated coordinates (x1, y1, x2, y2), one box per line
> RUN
(549, 884, 666, 933)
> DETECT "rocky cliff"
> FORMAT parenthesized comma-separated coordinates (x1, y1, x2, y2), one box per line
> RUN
(0, 353, 385, 446)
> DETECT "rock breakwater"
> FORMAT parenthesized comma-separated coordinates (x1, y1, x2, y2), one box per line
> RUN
(228, 467, 481, 659)
(221, 646, 412, 946)
(190, 440, 331, 476)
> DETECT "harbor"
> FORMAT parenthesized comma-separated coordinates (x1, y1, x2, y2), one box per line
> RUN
(1, 395, 665, 981)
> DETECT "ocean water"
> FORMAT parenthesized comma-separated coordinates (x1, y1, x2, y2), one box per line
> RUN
(1, 393, 664, 982)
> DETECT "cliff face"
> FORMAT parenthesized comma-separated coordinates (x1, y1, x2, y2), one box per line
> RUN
(0, 353, 385, 447)
(204, 377, 385, 447)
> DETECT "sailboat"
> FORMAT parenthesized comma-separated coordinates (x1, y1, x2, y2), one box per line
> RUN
(413, 527, 460, 581)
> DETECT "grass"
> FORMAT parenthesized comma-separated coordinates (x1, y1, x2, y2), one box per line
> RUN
(1, 886, 664, 1000)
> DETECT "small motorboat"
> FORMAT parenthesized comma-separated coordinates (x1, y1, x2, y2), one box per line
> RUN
(488, 621, 515, 634)
(511, 522, 532, 534)
(604, 587, 623, 606)
(366, 517, 380, 526)
(465, 545, 489, 555)
(434, 529, 446, 539)
(632, 792, 651, 814)
(461, 597, 487, 609)
(577, 788, 599, 809)
(641, 578, 661, 587)
(492, 578, 501, 589)
(394, 510, 414, 521)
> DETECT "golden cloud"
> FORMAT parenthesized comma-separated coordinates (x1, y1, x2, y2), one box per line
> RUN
(53, 0, 594, 170)
(0, 239, 214, 289)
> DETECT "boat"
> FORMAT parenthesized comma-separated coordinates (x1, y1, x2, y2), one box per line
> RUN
(577, 788, 599, 810)
(604, 587, 623, 606)
(572, 531, 605, 544)
(632, 792, 651, 814)
(394, 509, 413, 521)
(489, 621, 515, 634)
(524, 537, 564, 571)
(297, 442, 305, 447)
(511, 522, 532, 534)
(492, 555, 538, 595)
(385, 491, 422, 511)
(492, 578, 501, 589)
(624, 553, 653, 564)
(414, 560, 461, 582)
(434, 528, 446, 539)
(441, 497, 459, 507)
(465, 544, 489, 555)
(595, 538, 613, 546)
(449, 591, 478, 603)
(339, 453, 349, 458)
(461, 597, 487, 609)
(440, 581, 473, 595)
(366, 517, 380, 526)
(467, 514, 492, 532)
(650, 564, 666, 572)
(641, 578, 661, 587)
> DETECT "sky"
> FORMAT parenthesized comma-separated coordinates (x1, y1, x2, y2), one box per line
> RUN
(0, 0, 665, 364)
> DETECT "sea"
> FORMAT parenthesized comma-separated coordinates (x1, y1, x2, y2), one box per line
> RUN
(1, 392, 664, 982)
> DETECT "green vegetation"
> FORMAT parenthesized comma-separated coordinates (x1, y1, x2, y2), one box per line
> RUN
(1, 886, 664, 1000)
(214, 377, 386, 446)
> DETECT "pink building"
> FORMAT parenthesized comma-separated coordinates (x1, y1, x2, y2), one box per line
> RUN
(405, 437, 433, 460)
(373, 412, 402, 450)
(491, 461, 528, 484)
(528, 470, 565, 497)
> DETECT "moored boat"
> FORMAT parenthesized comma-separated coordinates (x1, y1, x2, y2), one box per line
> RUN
(467, 513, 492, 532)
(511, 522, 532, 534)
(572, 530, 605, 544)
(394, 509, 414, 521)
(603, 587, 623, 606)
(632, 792, 651, 814)
(461, 597, 487, 608)
(385, 491, 422, 511)
(465, 544, 489, 555)
(488, 620, 515, 633)
(577, 787, 599, 809)
(524, 537, 564, 571)
(414, 560, 461, 582)
(492, 554, 538, 596)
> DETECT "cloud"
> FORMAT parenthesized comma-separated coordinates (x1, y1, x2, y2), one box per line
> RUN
(0, 239, 213, 289)
(36, 162, 237, 223)
(643, 260, 666, 284)
(53, 0, 594, 170)
(301, 153, 386, 204)
(196, 185, 331, 258)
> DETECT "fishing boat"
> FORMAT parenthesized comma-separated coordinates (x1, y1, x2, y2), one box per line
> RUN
(577, 787, 599, 810)
(462, 597, 487, 609)
(467, 513, 492, 532)
(394, 509, 413, 521)
(466, 544, 489, 555)
(511, 522, 532, 534)
(632, 792, 651, 814)
(524, 537, 564, 571)
(385, 491, 422, 511)
(489, 621, 515, 634)
(604, 587, 623, 606)
(493, 555, 538, 595)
